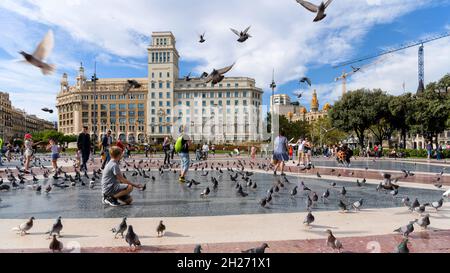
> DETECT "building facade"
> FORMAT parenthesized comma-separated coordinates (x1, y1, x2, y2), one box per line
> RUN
(0, 91, 55, 141)
(56, 31, 264, 144)
(272, 90, 331, 123)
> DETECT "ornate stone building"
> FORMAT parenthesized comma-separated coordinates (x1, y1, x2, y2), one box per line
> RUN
(273, 90, 331, 123)
(56, 31, 264, 144)
(0, 91, 55, 141)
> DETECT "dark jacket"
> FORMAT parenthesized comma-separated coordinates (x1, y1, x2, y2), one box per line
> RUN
(102, 135, 112, 149)
(77, 133, 91, 152)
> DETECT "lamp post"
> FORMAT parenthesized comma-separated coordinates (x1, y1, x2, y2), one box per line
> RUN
(91, 62, 98, 155)
(270, 69, 276, 151)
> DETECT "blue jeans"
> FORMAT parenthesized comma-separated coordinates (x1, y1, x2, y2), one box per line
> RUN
(179, 152, 190, 174)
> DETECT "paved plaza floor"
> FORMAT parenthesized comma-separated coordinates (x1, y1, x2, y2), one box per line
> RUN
(0, 154, 448, 253)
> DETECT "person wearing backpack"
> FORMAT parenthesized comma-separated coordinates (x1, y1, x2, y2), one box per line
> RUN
(175, 131, 191, 183)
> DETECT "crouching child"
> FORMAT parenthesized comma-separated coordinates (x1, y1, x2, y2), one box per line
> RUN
(101, 146, 143, 207)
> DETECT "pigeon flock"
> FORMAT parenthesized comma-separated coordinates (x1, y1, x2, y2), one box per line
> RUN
(1, 152, 447, 253)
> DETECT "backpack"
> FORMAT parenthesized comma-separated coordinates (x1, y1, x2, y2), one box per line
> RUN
(174, 136, 183, 153)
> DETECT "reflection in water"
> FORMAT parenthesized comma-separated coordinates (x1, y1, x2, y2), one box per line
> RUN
(0, 171, 444, 219)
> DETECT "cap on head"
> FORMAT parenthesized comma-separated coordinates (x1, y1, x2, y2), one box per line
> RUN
(24, 134, 32, 139)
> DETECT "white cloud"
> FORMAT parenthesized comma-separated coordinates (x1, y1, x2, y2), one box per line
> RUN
(0, 0, 446, 117)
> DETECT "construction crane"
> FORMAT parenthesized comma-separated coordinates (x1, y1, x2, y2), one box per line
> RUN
(335, 69, 353, 97)
(333, 32, 450, 92)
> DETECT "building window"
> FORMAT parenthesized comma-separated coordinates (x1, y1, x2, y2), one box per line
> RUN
(159, 92, 163, 99)
(166, 92, 171, 99)
(138, 103, 144, 109)
(166, 101, 171, 107)
(167, 72, 170, 78)
(235, 91, 239, 97)
(110, 104, 116, 110)
(151, 82, 155, 89)
(159, 101, 163, 107)
(151, 92, 155, 99)
(151, 101, 155, 107)
(186, 101, 190, 107)
(159, 82, 163, 89)
(166, 82, 171, 88)
(243, 91, 247, 98)
(128, 104, 136, 109)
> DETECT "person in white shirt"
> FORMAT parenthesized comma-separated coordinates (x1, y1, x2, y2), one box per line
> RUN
(297, 138, 304, 165)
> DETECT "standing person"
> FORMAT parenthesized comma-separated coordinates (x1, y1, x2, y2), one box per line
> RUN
(116, 138, 125, 152)
(144, 144, 150, 158)
(303, 138, 312, 166)
(272, 130, 289, 176)
(426, 142, 433, 160)
(101, 130, 113, 169)
(175, 129, 191, 183)
(437, 144, 443, 160)
(77, 126, 91, 172)
(202, 143, 209, 159)
(0, 136, 3, 166)
(297, 138, 304, 165)
(23, 134, 34, 173)
(162, 137, 170, 166)
(211, 144, 216, 157)
(47, 138, 61, 172)
(170, 142, 175, 160)
(101, 146, 143, 207)
(251, 146, 257, 161)
(288, 145, 293, 161)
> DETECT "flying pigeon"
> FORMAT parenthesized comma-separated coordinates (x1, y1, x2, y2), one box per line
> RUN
(125, 225, 141, 250)
(203, 63, 235, 85)
(41, 107, 54, 114)
(183, 72, 192, 81)
(111, 217, 127, 239)
(241, 243, 269, 253)
(296, 0, 334, 22)
(199, 32, 206, 43)
(230, 26, 252, 43)
(19, 30, 56, 75)
(123, 80, 142, 95)
(299, 77, 312, 86)
(12, 217, 35, 236)
(293, 90, 304, 99)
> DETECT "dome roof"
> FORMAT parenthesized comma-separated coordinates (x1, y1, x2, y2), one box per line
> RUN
(323, 103, 331, 111)
(300, 107, 307, 114)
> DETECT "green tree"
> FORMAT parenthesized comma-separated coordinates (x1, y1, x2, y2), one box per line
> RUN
(409, 90, 450, 146)
(329, 89, 382, 149)
(388, 93, 415, 148)
(309, 117, 347, 146)
(367, 91, 393, 145)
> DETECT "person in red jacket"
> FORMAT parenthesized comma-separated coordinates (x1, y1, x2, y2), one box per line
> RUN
(116, 139, 125, 152)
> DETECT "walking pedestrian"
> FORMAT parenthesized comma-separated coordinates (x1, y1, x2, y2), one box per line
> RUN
(77, 126, 91, 172)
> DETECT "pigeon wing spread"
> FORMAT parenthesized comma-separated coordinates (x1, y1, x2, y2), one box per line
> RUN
(33, 30, 54, 61)
(230, 28, 241, 37)
(243, 26, 251, 35)
(216, 63, 235, 75)
(324, 0, 333, 8)
(296, 0, 319, 12)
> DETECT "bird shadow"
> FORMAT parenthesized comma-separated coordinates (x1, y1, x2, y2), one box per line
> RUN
(58, 234, 98, 239)
(309, 224, 338, 229)
(143, 232, 190, 239)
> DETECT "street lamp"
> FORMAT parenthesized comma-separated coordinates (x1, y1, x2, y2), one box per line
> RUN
(91, 62, 98, 155)
(270, 69, 276, 151)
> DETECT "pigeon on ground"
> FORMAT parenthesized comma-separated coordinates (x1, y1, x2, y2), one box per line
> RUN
(352, 199, 364, 211)
(46, 216, 63, 238)
(12, 217, 35, 235)
(340, 187, 347, 197)
(290, 186, 298, 197)
(230, 26, 252, 43)
(194, 244, 202, 253)
(241, 243, 269, 253)
(111, 217, 127, 239)
(203, 63, 235, 85)
(41, 107, 54, 114)
(396, 238, 409, 253)
(237, 186, 248, 197)
(415, 214, 430, 230)
(19, 30, 56, 75)
(402, 196, 410, 207)
(157, 220, 166, 237)
(259, 198, 268, 208)
(303, 212, 315, 226)
(125, 225, 141, 250)
(338, 200, 348, 212)
(200, 187, 210, 198)
(123, 80, 142, 95)
(321, 189, 330, 202)
(49, 235, 63, 252)
(394, 221, 415, 237)
(431, 198, 444, 211)
(325, 229, 343, 252)
(296, 0, 334, 22)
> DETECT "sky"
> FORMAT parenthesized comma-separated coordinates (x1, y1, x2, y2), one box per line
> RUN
(0, 0, 449, 122)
